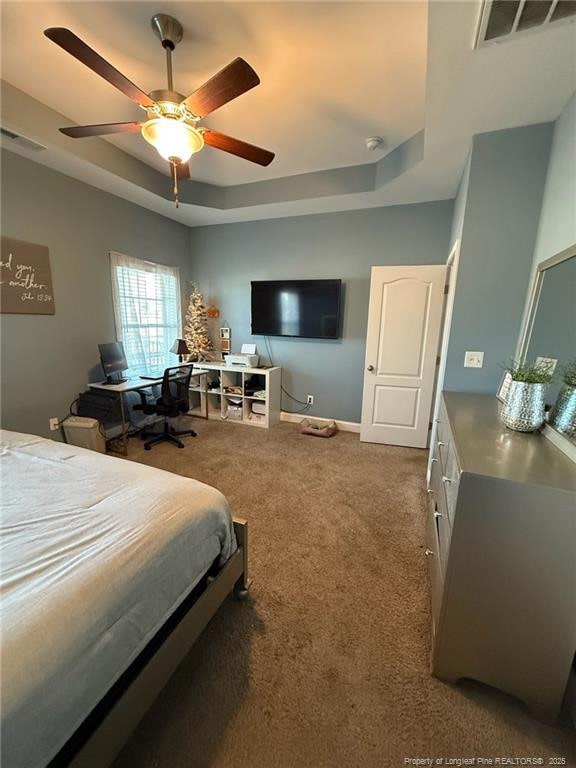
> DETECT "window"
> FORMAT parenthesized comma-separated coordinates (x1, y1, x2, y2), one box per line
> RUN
(110, 252, 182, 376)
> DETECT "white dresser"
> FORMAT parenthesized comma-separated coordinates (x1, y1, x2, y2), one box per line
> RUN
(426, 392, 576, 721)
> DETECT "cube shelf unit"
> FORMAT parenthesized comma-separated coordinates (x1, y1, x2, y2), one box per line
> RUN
(189, 363, 281, 429)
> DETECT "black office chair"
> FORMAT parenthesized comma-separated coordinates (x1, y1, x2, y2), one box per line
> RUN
(133, 365, 197, 450)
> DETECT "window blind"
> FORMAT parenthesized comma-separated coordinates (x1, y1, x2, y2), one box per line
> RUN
(109, 252, 182, 376)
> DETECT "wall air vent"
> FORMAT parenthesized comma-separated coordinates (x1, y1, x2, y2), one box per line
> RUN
(0, 127, 47, 152)
(476, 0, 576, 47)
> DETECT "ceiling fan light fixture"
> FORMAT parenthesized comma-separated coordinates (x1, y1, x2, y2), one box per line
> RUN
(45, 21, 274, 207)
(141, 117, 204, 163)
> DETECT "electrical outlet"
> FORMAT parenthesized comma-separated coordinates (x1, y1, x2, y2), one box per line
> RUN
(49, 417, 59, 431)
(464, 351, 484, 369)
(306, 394, 314, 405)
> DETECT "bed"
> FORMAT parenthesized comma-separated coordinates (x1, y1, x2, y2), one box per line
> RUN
(0, 429, 249, 768)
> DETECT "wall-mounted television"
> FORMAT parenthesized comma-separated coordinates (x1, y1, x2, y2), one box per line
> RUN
(251, 279, 342, 339)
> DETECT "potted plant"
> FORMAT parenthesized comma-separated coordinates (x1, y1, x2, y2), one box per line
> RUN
(549, 359, 576, 439)
(500, 360, 555, 432)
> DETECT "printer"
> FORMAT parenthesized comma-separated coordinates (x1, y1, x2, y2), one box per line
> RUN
(224, 343, 260, 368)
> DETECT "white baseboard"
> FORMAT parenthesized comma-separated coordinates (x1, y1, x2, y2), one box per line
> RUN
(280, 411, 361, 434)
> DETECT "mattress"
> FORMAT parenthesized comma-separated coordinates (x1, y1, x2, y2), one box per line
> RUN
(0, 430, 236, 768)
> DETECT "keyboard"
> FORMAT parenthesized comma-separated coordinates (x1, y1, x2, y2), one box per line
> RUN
(139, 372, 182, 381)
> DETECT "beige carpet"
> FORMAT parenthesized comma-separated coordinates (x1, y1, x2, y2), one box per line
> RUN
(112, 420, 575, 768)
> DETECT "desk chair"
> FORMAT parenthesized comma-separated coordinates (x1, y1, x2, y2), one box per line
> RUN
(133, 365, 197, 450)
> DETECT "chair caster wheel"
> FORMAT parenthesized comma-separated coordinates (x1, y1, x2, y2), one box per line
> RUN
(144, 444, 151, 451)
(234, 585, 249, 601)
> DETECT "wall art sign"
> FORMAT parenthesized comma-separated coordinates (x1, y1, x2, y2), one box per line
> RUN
(1, 237, 55, 314)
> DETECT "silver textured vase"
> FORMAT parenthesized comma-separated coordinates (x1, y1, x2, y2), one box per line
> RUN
(501, 381, 546, 432)
(549, 384, 576, 439)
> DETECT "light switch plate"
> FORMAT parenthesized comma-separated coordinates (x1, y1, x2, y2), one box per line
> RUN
(464, 351, 484, 368)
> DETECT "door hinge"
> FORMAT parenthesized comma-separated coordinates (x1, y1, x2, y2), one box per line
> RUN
(436, 356, 441, 365)
(429, 421, 433, 430)
(444, 284, 449, 294)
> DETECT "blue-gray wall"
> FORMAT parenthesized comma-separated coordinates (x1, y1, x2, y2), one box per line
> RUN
(531, 92, 576, 267)
(0, 150, 191, 438)
(189, 202, 453, 423)
(445, 123, 553, 393)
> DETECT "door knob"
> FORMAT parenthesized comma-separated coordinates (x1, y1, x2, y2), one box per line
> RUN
(367, 365, 374, 371)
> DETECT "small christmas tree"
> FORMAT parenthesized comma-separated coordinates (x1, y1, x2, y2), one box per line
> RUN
(184, 285, 213, 361)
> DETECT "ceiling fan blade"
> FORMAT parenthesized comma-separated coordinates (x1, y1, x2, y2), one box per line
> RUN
(175, 161, 190, 180)
(60, 122, 143, 138)
(181, 58, 260, 118)
(44, 28, 155, 108)
(203, 130, 275, 166)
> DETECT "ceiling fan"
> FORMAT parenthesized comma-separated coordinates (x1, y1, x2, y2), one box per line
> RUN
(44, 13, 275, 206)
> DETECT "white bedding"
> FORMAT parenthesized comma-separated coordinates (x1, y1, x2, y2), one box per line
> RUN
(0, 430, 236, 768)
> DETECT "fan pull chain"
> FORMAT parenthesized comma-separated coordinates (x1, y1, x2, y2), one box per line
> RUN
(171, 161, 180, 208)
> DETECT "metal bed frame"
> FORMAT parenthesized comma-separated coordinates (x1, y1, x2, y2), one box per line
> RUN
(50, 518, 249, 768)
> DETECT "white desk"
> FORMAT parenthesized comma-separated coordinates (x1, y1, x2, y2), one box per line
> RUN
(88, 366, 207, 454)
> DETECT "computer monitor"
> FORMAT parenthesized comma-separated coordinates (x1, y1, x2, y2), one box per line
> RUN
(98, 341, 128, 384)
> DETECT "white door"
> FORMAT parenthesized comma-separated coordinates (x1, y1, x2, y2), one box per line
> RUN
(360, 265, 447, 448)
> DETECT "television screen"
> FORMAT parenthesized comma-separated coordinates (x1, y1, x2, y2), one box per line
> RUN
(251, 279, 342, 339)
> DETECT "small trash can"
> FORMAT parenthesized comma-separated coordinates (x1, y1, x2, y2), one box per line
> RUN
(63, 416, 106, 453)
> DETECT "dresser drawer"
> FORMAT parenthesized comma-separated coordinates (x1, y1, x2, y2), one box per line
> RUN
(437, 439, 453, 478)
(439, 442, 460, 522)
(442, 467, 460, 522)
(435, 405, 460, 523)
(429, 456, 452, 568)
(426, 495, 443, 635)
(436, 399, 452, 448)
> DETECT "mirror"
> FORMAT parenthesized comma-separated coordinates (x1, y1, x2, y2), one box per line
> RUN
(520, 245, 576, 446)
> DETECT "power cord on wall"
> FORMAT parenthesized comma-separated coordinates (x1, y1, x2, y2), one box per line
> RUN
(263, 336, 312, 415)
(48, 398, 79, 441)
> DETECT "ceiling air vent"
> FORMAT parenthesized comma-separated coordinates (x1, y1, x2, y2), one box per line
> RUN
(0, 127, 47, 152)
(476, 0, 576, 46)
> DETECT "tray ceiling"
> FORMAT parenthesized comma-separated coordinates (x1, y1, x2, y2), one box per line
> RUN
(0, 1, 427, 185)
(1, 2, 574, 226)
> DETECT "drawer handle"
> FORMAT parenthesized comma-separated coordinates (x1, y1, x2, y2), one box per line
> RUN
(442, 476, 452, 485)
(425, 548, 434, 557)
(430, 457, 438, 464)
(434, 511, 443, 519)
(438, 441, 446, 447)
